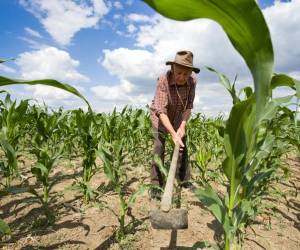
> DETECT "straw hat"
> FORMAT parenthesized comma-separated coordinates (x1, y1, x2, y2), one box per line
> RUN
(166, 50, 200, 73)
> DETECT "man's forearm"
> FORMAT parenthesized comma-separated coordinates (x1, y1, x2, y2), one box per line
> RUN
(159, 113, 176, 136)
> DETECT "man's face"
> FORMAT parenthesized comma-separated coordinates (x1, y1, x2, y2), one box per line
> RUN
(173, 64, 193, 85)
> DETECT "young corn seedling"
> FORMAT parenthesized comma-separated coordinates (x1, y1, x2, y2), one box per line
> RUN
(124, 107, 153, 168)
(97, 108, 147, 240)
(71, 109, 100, 203)
(188, 114, 225, 185)
(194, 146, 212, 184)
(0, 93, 28, 187)
(29, 107, 65, 224)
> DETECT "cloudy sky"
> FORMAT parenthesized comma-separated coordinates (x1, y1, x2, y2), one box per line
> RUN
(0, 0, 298, 116)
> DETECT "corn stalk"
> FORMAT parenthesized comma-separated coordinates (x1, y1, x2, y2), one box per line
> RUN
(0, 93, 28, 187)
(71, 109, 100, 202)
(29, 106, 65, 224)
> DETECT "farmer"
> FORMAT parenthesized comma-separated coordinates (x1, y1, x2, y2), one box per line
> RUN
(149, 50, 200, 200)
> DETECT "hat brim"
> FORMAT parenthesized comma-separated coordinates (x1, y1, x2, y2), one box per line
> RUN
(166, 61, 200, 74)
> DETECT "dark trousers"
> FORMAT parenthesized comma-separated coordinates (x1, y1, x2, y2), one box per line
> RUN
(151, 129, 190, 187)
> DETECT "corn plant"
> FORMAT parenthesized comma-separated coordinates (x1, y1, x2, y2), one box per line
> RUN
(124, 107, 153, 168)
(60, 110, 82, 159)
(97, 108, 147, 240)
(71, 109, 100, 202)
(28, 106, 65, 224)
(194, 146, 212, 184)
(188, 114, 225, 184)
(0, 92, 29, 187)
(198, 69, 299, 248)
(271, 74, 300, 153)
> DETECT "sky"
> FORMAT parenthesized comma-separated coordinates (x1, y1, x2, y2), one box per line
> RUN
(0, 0, 299, 117)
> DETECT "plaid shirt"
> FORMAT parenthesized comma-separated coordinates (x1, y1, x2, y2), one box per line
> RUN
(150, 70, 197, 132)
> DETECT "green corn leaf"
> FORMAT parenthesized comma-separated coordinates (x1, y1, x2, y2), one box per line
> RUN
(223, 97, 256, 206)
(85, 184, 96, 200)
(0, 58, 14, 64)
(271, 74, 295, 89)
(195, 186, 231, 234)
(0, 135, 17, 171)
(233, 199, 253, 230)
(256, 101, 278, 127)
(192, 241, 220, 250)
(143, 0, 274, 117)
(238, 86, 253, 99)
(0, 76, 92, 111)
(271, 74, 300, 99)
(127, 184, 149, 209)
(273, 95, 295, 105)
(97, 147, 115, 183)
(206, 67, 239, 104)
(31, 163, 49, 181)
(259, 133, 275, 155)
(226, 96, 255, 156)
(245, 168, 274, 197)
(0, 219, 11, 235)
(153, 154, 168, 177)
(296, 82, 300, 99)
(27, 187, 44, 204)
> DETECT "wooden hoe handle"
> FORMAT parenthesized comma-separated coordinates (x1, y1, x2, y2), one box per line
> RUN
(160, 143, 180, 212)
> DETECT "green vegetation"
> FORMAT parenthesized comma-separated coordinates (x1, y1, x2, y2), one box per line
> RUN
(0, 1, 300, 248)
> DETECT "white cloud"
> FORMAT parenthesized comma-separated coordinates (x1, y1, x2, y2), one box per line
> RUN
(15, 47, 89, 105)
(25, 27, 42, 38)
(101, 17, 244, 114)
(25, 84, 73, 100)
(113, 1, 123, 9)
(18, 36, 48, 49)
(127, 13, 154, 23)
(90, 79, 152, 110)
(19, 0, 110, 46)
(102, 48, 161, 80)
(264, 0, 300, 73)
(135, 16, 246, 77)
(16, 46, 89, 83)
(91, 79, 134, 101)
(127, 24, 137, 33)
(116, 30, 131, 37)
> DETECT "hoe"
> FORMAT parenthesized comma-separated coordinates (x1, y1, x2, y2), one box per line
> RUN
(149, 143, 188, 229)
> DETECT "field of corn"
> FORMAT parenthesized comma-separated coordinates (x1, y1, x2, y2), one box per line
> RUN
(0, 90, 299, 250)
(1, 0, 300, 249)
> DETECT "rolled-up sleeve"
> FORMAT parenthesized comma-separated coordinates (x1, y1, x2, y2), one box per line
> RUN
(186, 76, 197, 109)
(153, 76, 168, 116)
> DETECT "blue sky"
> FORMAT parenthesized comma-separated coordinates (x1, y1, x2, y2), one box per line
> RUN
(0, 0, 299, 116)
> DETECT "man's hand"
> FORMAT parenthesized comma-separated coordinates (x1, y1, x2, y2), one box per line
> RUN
(176, 126, 185, 139)
(171, 132, 184, 148)
(159, 113, 185, 148)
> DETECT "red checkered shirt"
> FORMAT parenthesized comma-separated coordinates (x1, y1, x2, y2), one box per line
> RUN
(150, 70, 197, 133)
